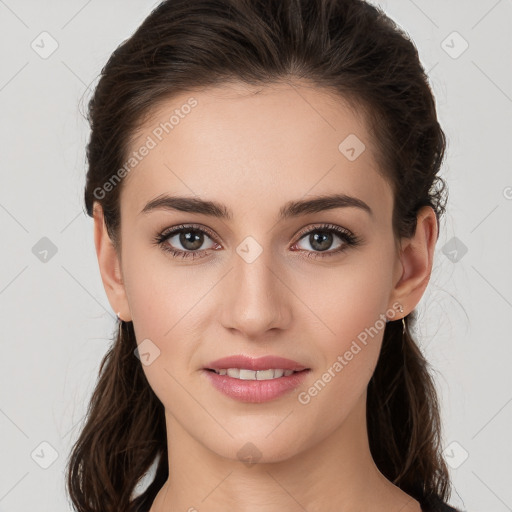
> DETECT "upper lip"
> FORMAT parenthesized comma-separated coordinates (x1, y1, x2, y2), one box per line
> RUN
(205, 355, 309, 372)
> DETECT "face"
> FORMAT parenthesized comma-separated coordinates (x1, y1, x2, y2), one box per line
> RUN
(102, 81, 405, 463)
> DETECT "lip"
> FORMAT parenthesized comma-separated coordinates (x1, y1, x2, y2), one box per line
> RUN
(202, 368, 311, 403)
(205, 354, 309, 372)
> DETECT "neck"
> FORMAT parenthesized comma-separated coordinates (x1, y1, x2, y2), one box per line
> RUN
(151, 393, 420, 512)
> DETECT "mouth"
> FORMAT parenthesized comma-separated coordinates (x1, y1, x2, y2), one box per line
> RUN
(201, 365, 311, 403)
(202, 354, 311, 402)
(204, 367, 309, 380)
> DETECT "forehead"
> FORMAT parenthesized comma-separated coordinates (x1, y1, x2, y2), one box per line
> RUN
(121, 81, 393, 223)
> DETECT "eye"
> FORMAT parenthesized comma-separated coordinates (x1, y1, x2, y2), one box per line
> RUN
(152, 224, 220, 260)
(291, 223, 362, 259)
(152, 222, 362, 261)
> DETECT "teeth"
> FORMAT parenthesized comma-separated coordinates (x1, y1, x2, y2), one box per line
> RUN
(215, 368, 296, 380)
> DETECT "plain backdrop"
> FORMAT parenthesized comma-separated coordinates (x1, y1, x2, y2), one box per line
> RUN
(1, 1, 511, 511)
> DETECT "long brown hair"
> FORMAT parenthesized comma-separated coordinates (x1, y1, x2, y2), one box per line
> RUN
(67, 0, 451, 510)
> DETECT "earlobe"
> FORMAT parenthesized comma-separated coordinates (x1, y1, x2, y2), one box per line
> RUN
(92, 202, 132, 322)
(389, 206, 438, 316)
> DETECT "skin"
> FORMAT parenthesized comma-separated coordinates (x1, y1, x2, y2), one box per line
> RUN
(93, 80, 437, 512)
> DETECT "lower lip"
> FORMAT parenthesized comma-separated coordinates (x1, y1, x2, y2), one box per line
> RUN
(202, 369, 310, 403)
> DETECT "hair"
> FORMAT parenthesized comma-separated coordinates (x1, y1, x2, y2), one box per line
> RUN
(67, 0, 452, 511)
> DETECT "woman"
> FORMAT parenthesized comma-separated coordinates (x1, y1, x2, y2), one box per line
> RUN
(66, 1, 462, 511)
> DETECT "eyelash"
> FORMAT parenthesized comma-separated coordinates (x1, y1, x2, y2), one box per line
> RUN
(152, 223, 362, 261)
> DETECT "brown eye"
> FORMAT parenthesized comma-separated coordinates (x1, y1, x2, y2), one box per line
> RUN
(171, 229, 208, 251)
(291, 224, 362, 260)
(154, 224, 219, 260)
(299, 230, 338, 252)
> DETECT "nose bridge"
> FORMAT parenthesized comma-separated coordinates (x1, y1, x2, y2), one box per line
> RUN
(220, 238, 291, 337)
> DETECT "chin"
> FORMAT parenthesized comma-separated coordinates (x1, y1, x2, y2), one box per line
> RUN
(201, 420, 315, 465)
(214, 440, 300, 466)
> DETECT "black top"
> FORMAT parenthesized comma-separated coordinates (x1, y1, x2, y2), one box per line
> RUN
(135, 493, 462, 512)
(420, 493, 462, 512)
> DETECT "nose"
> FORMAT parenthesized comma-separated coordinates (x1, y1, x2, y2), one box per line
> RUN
(219, 248, 293, 340)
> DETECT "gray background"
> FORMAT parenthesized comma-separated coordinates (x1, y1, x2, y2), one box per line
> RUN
(1, 0, 511, 510)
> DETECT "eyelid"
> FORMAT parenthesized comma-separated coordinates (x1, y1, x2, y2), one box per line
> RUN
(293, 222, 354, 241)
(158, 223, 219, 242)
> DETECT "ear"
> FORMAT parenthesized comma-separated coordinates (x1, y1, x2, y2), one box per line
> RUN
(93, 202, 132, 322)
(388, 205, 438, 316)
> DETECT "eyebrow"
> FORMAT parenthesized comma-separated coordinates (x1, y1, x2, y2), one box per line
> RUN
(140, 193, 373, 220)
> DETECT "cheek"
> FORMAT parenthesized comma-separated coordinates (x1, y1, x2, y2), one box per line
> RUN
(292, 289, 388, 445)
(121, 247, 225, 409)
(292, 253, 393, 399)
(122, 240, 205, 340)
(296, 257, 392, 349)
